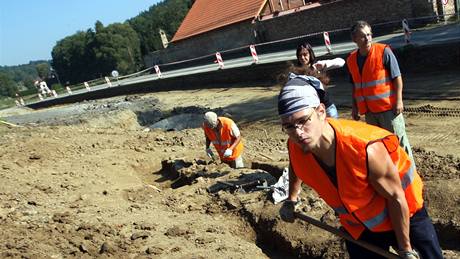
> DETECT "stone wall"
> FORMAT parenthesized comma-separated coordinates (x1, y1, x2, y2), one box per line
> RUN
(144, 0, 443, 67)
(255, 0, 438, 42)
(145, 21, 256, 66)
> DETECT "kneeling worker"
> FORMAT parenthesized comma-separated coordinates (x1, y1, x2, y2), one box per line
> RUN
(203, 111, 244, 168)
(278, 77, 442, 259)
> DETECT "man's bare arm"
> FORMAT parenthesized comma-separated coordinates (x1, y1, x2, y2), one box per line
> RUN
(367, 141, 411, 252)
(393, 76, 404, 115)
(288, 164, 302, 201)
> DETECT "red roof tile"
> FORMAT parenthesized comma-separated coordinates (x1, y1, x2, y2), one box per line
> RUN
(171, 0, 266, 42)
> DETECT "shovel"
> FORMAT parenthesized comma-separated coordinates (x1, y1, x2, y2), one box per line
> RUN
(293, 212, 400, 259)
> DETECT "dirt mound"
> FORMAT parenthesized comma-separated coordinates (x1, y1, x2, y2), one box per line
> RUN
(1, 85, 460, 258)
(85, 110, 143, 130)
(413, 147, 460, 180)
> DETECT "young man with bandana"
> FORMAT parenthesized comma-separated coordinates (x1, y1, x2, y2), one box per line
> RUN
(278, 75, 442, 259)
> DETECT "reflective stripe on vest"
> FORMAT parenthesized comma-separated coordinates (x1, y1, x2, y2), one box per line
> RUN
(363, 208, 388, 229)
(401, 163, 416, 190)
(288, 119, 424, 239)
(347, 43, 396, 114)
(354, 77, 391, 88)
(355, 89, 394, 102)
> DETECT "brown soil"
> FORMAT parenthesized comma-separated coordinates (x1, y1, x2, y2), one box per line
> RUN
(0, 70, 459, 258)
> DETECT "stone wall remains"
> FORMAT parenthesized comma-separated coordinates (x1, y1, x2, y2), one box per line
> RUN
(144, 0, 446, 67)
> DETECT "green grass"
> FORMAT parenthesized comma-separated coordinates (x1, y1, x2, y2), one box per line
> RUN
(0, 97, 15, 110)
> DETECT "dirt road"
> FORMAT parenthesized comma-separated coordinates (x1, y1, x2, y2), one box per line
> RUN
(0, 70, 459, 258)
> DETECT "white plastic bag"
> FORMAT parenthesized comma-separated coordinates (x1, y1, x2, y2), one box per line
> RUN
(272, 167, 289, 204)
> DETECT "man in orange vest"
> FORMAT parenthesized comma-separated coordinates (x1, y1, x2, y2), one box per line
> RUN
(203, 111, 244, 168)
(277, 76, 442, 259)
(346, 20, 415, 164)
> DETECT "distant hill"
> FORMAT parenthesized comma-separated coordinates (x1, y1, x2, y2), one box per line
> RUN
(0, 60, 49, 82)
(0, 61, 51, 97)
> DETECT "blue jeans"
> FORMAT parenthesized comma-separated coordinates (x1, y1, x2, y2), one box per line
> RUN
(326, 103, 339, 119)
(346, 206, 443, 259)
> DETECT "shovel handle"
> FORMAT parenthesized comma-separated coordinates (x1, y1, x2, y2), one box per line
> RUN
(293, 212, 400, 259)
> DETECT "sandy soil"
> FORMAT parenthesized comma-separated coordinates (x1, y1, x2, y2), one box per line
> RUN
(0, 71, 459, 258)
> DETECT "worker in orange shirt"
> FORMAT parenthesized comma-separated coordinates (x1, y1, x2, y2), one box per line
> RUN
(203, 111, 244, 168)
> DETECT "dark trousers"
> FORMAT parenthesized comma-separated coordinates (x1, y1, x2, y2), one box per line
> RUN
(346, 207, 443, 259)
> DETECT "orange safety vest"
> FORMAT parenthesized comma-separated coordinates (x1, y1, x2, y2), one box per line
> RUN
(288, 119, 423, 239)
(347, 43, 396, 114)
(203, 117, 243, 161)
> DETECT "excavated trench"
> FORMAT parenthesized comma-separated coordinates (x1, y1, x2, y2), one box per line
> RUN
(5, 99, 458, 257)
(151, 158, 314, 258)
(134, 105, 459, 258)
(144, 154, 459, 258)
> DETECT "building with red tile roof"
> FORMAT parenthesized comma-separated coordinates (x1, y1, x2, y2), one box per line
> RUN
(172, 0, 266, 42)
(145, 0, 444, 66)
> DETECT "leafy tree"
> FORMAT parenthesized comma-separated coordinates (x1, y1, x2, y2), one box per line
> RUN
(36, 63, 50, 79)
(3, 0, 191, 89)
(49, 0, 190, 83)
(0, 62, 45, 89)
(51, 22, 141, 83)
(51, 31, 94, 84)
(128, 0, 191, 56)
(0, 72, 18, 97)
(93, 22, 141, 75)
(95, 20, 104, 33)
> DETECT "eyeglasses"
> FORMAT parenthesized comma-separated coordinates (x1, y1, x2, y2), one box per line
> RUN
(281, 111, 315, 133)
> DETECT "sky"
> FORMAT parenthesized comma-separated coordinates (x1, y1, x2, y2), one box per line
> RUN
(0, 0, 161, 67)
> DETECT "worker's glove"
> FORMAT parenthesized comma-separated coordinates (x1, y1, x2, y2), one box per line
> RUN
(398, 249, 420, 259)
(280, 199, 301, 223)
(206, 148, 214, 158)
(223, 148, 233, 158)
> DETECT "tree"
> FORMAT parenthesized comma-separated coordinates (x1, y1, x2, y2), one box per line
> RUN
(93, 23, 141, 75)
(36, 63, 50, 79)
(0, 72, 18, 97)
(0, 62, 44, 91)
(95, 20, 104, 33)
(51, 31, 94, 84)
(50, 0, 190, 83)
(128, 0, 192, 57)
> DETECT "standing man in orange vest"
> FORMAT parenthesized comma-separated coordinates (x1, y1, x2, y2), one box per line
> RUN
(346, 20, 414, 163)
(277, 78, 442, 259)
(203, 111, 244, 168)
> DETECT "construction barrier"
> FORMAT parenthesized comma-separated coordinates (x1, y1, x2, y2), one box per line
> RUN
(249, 45, 259, 64)
(84, 82, 91, 91)
(105, 76, 112, 87)
(402, 19, 411, 44)
(215, 52, 224, 69)
(154, 65, 162, 78)
(323, 31, 333, 54)
(28, 16, 458, 106)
